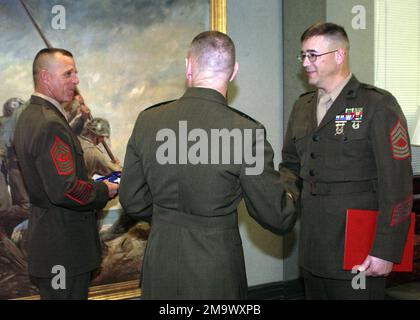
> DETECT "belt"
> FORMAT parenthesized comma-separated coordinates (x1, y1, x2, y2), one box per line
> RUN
(303, 180, 377, 195)
(153, 205, 237, 230)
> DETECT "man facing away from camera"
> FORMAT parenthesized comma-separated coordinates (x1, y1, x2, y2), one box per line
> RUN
(119, 31, 300, 299)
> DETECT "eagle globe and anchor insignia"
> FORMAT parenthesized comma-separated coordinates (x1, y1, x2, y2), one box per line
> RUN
(50, 136, 74, 176)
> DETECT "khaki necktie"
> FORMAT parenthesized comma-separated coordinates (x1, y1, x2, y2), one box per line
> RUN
(317, 93, 332, 126)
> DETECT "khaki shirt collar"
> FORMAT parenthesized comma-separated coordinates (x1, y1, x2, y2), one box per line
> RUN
(33, 92, 68, 121)
(318, 73, 353, 104)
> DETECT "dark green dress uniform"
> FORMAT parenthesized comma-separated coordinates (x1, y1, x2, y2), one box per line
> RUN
(281, 76, 413, 298)
(14, 96, 109, 295)
(120, 87, 298, 300)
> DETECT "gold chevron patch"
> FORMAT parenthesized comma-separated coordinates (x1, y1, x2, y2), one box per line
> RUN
(390, 119, 410, 160)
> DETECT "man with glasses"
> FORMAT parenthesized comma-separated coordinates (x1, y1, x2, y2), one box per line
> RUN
(281, 22, 413, 299)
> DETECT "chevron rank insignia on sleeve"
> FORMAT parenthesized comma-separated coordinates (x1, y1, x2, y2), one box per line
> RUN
(50, 136, 74, 176)
(391, 196, 413, 226)
(390, 119, 410, 160)
(65, 179, 93, 205)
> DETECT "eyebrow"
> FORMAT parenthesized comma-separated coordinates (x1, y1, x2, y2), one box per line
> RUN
(300, 49, 318, 54)
(62, 67, 77, 74)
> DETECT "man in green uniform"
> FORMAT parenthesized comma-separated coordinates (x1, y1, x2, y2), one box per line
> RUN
(119, 31, 300, 299)
(14, 48, 119, 299)
(281, 22, 413, 299)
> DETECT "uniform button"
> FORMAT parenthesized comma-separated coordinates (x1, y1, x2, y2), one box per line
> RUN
(309, 170, 315, 176)
(310, 152, 317, 159)
(312, 135, 320, 142)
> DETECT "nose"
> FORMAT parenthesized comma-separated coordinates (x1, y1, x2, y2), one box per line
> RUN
(302, 56, 311, 67)
(72, 73, 79, 85)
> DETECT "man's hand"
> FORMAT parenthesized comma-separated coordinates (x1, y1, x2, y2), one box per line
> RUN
(279, 167, 300, 202)
(112, 157, 122, 167)
(79, 102, 90, 120)
(357, 255, 393, 277)
(103, 180, 119, 199)
(74, 94, 90, 120)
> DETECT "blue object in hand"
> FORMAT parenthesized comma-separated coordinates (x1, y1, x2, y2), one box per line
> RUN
(95, 171, 121, 184)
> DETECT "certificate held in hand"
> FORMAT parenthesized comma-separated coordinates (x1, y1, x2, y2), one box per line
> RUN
(343, 209, 415, 272)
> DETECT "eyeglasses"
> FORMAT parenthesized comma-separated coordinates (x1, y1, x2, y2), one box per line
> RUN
(297, 49, 338, 63)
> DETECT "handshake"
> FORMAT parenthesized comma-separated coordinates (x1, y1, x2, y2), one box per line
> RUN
(95, 171, 121, 199)
(279, 167, 300, 203)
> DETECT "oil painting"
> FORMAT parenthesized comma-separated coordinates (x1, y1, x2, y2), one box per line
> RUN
(0, 0, 212, 299)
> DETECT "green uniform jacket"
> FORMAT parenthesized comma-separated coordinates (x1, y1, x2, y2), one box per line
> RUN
(120, 87, 298, 299)
(281, 76, 413, 279)
(14, 95, 109, 277)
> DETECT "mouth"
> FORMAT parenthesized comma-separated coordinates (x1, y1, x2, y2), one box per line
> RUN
(305, 70, 317, 78)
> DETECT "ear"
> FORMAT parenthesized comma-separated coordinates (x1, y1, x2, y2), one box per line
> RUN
(39, 69, 50, 85)
(185, 58, 192, 80)
(229, 62, 239, 82)
(335, 48, 347, 65)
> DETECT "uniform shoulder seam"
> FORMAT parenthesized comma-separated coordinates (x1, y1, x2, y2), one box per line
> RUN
(226, 105, 261, 125)
(143, 99, 176, 112)
(360, 83, 391, 96)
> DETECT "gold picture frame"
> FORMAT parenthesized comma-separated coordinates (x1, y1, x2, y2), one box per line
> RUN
(211, 0, 227, 33)
(11, 0, 226, 301)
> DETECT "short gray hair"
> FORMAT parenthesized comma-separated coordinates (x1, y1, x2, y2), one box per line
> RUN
(188, 31, 236, 75)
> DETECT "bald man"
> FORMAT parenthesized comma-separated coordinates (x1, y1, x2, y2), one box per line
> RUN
(119, 31, 300, 299)
(14, 48, 119, 299)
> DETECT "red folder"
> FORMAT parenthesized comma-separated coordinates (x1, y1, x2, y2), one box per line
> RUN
(343, 209, 415, 272)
